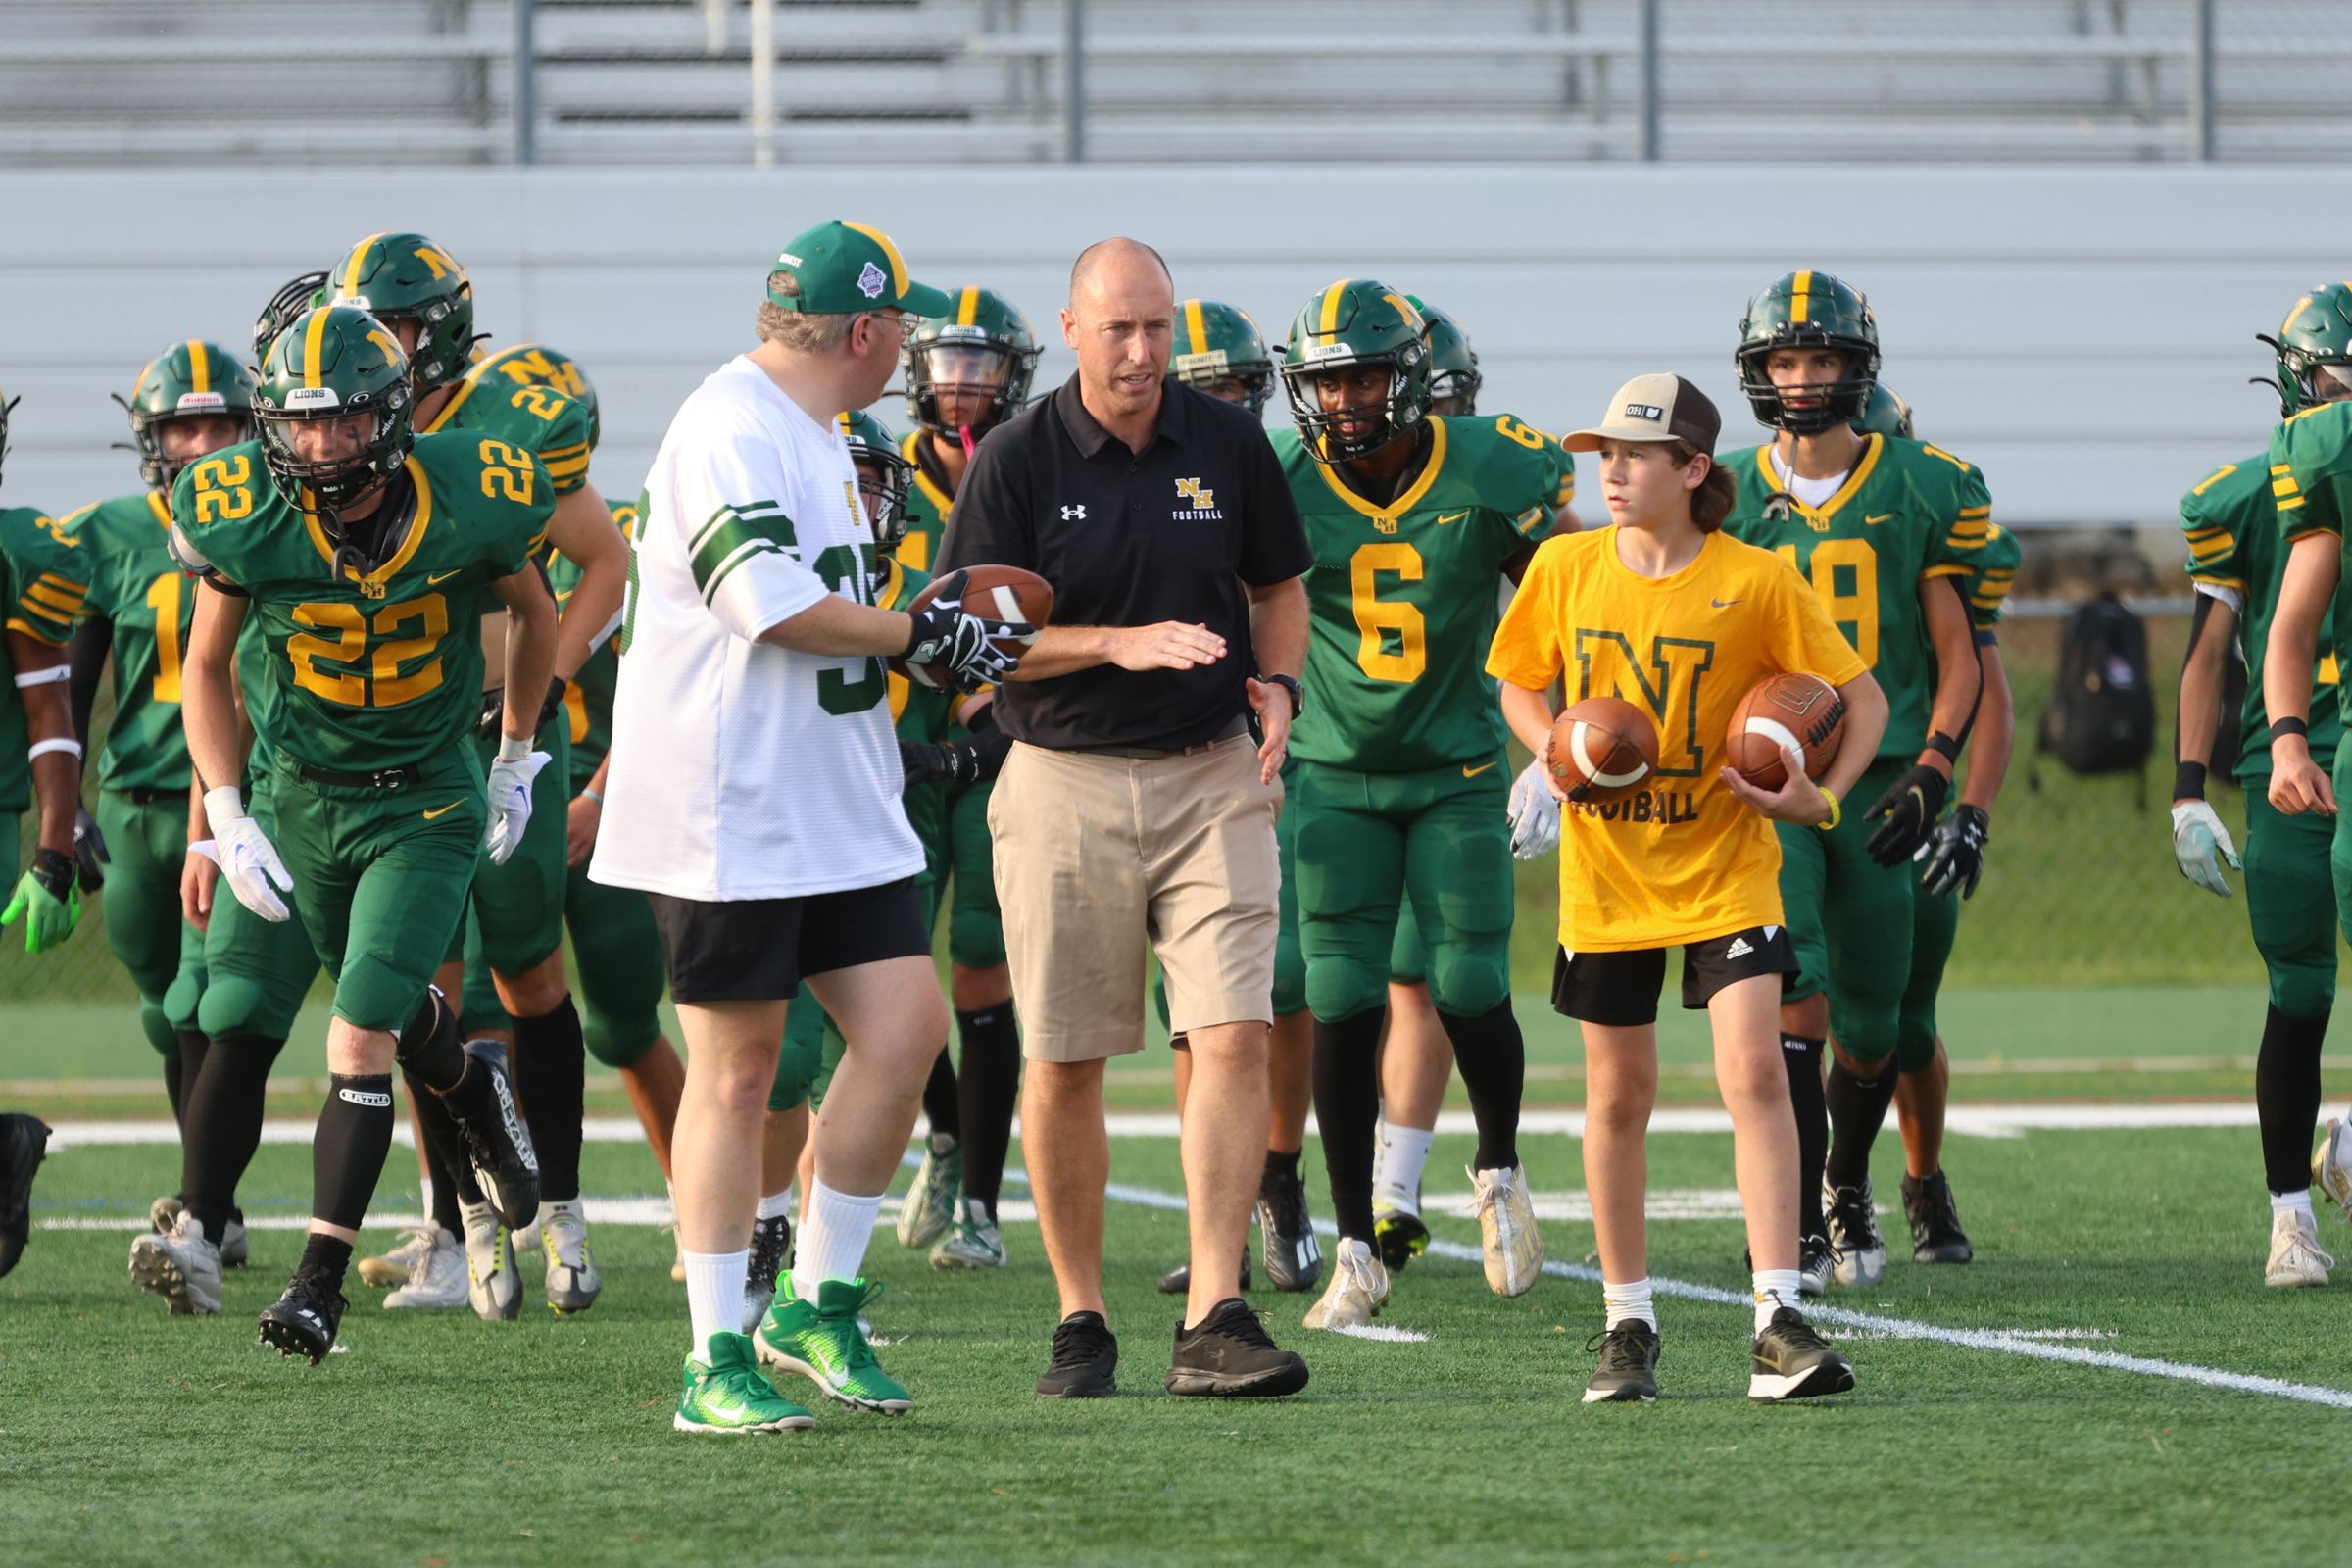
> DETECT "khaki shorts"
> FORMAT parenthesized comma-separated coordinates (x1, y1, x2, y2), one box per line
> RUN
(989, 732, 1282, 1062)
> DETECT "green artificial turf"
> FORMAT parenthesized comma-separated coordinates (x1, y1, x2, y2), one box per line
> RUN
(6, 1122, 2351, 1567)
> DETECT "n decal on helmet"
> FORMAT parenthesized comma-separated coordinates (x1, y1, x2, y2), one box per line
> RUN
(1734, 270, 1881, 436)
(1280, 277, 1436, 464)
(901, 287, 1042, 442)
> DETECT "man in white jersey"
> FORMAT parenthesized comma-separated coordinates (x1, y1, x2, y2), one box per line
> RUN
(593, 221, 1029, 1433)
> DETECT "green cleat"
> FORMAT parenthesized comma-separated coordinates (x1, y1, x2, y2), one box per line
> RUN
(674, 1332, 815, 1434)
(756, 1273, 912, 1414)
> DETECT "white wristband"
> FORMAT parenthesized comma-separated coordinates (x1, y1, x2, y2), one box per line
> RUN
(497, 732, 533, 764)
(13, 664, 72, 688)
(27, 737, 81, 761)
(203, 785, 247, 836)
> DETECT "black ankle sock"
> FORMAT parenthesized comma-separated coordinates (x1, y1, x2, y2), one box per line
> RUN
(312, 1075, 394, 1232)
(2258, 1004, 2331, 1194)
(298, 1232, 355, 1282)
(1437, 1000, 1525, 1171)
(955, 1003, 1020, 1216)
(182, 1033, 285, 1245)
(163, 1055, 185, 1127)
(392, 989, 466, 1093)
(920, 1044, 960, 1142)
(1824, 1057, 1898, 1190)
(1261, 1147, 1301, 1192)
(513, 998, 586, 1203)
(1311, 1007, 1387, 1243)
(1782, 1034, 1828, 1237)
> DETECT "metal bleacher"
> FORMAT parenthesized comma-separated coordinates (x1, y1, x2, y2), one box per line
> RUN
(2, 0, 2349, 166)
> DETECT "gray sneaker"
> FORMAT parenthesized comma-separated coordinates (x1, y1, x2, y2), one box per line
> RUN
(383, 1226, 466, 1309)
(128, 1209, 223, 1315)
(929, 1199, 1005, 1269)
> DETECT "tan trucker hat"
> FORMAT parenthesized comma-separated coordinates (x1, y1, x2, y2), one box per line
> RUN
(1560, 373, 1722, 455)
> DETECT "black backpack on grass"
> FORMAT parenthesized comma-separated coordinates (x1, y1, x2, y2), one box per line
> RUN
(2036, 594, 2155, 780)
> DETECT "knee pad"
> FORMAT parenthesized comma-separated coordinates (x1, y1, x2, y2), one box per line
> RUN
(197, 977, 300, 1045)
(1894, 1011, 1938, 1073)
(1425, 941, 1511, 1020)
(2271, 962, 2338, 1024)
(137, 1000, 178, 1058)
(163, 968, 206, 1036)
(1305, 956, 1387, 1025)
(582, 1004, 660, 1069)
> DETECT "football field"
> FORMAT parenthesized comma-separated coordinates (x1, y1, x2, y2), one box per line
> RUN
(8, 1067, 2352, 1566)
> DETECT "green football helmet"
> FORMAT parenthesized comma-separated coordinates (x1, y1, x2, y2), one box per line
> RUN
(903, 288, 1040, 442)
(1850, 383, 1915, 442)
(1172, 299, 1275, 414)
(0, 385, 16, 493)
(2259, 283, 2352, 417)
(322, 232, 481, 393)
(1736, 270, 1881, 435)
(254, 270, 328, 368)
(1406, 296, 1482, 417)
(836, 408, 915, 561)
(1280, 278, 1433, 463)
(118, 341, 260, 492)
(253, 306, 415, 515)
(476, 344, 601, 448)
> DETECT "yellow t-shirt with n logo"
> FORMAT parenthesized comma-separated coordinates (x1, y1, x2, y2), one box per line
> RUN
(1487, 527, 1867, 953)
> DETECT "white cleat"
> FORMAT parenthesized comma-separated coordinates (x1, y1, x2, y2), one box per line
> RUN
(461, 1200, 522, 1321)
(149, 1195, 182, 1234)
(514, 1200, 547, 1255)
(382, 1226, 467, 1308)
(541, 1198, 602, 1313)
(1471, 1164, 1545, 1298)
(1301, 1237, 1390, 1330)
(2314, 1121, 2352, 1222)
(1825, 1177, 1888, 1290)
(358, 1221, 441, 1289)
(928, 1199, 1006, 1270)
(2266, 1209, 2334, 1288)
(219, 1216, 248, 1269)
(127, 1209, 222, 1315)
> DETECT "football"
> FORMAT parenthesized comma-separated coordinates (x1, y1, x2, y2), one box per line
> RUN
(894, 564, 1054, 690)
(1546, 695, 1661, 804)
(1725, 672, 1846, 790)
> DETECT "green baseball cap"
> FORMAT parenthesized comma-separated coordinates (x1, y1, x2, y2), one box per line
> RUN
(767, 220, 953, 318)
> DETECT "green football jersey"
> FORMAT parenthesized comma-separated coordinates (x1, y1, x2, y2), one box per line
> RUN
(880, 557, 957, 849)
(2269, 401, 2352, 731)
(1279, 414, 1559, 773)
(890, 429, 956, 577)
(0, 503, 90, 813)
(2189, 450, 2342, 776)
(1965, 519, 2021, 631)
(420, 350, 594, 497)
(550, 495, 634, 792)
(1721, 433, 1990, 759)
(70, 491, 199, 792)
(172, 434, 551, 774)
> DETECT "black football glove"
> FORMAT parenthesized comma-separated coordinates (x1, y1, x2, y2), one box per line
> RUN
(903, 569, 1030, 693)
(1915, 804, 1989, 899)
(1863, 763, 1950, 866)
(475, 677, 569, 739)
(897, 728, 1015, 792)
(72, 806, 109, 895)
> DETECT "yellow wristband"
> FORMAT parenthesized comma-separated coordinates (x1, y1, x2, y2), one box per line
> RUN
(1816, 786, 1840, 831)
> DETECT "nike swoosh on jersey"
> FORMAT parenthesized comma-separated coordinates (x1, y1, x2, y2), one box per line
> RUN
(1462, 760, 1498, 778)
(427, 569, 463, 585)
(1710, 597, 1742, 609)
(422, 802, 463, 819)
(1436, 512, 1469, 525)
(1863, 514, 1892, 525)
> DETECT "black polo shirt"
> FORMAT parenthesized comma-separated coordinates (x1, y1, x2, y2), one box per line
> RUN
(937, 373, 1310, 751)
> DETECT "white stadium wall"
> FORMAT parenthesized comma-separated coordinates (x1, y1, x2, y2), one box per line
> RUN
(2, 163, 2348, 528)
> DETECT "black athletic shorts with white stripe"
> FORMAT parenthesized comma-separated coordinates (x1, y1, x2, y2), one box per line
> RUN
(1550, 925, 1798, 1027)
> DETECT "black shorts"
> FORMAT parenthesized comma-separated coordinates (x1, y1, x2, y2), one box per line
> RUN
(1550, 925, 1798, 1027)
(649, 877, 930, 1004)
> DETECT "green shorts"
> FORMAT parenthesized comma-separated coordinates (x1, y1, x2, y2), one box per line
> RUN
(769, 877, 938, 1112)
(96, 790, 208, 1054)
(1777, 754, 1915, 1064)
(565, 862, 666, 1068)
(2255, 769, 2340, 1021)
(270, 747, 486, 1033)
(195, 771, 320, 1043)
(1292, 755, 1515, 1023)
(1895, 876, 1962, 1072)
(467, 722, 571, 977)
(944, 778, 1005, 970)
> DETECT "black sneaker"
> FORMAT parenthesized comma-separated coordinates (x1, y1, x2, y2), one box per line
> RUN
(1748, 1305, 1854, 1402)
(0, 1113, 51, 1279)
(1255, 1168, 1323, 1293)
(1798, 1231, 1835, 1296)
(1036, 1310, 1118, 1397)
(1902, 1170, 1973, 1264)
(258, 1264, 349, 1364)
(1156, 1250, 1250, 1296)
(1582, 1320, 1661, 1403)
(443, 1041, 540, 1231)
(743, 1211, 792, 1330)
(1166, 1298, 1309, 1398)
(1824, 1177, 1886, 1289)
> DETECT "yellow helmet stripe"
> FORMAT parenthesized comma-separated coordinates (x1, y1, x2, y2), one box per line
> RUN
(2286, 295, 2315, 334)
(1790, 270, 1813, 325)
(186, 340, 210, 396)
(1318, 279, 1353, 336)
(302, 309, 331, 389)
(1184, 299, 1208, 356)
(956, 286, 981, 327)
(340, 232, 388, 300)
(840, 222, 909, 299)
(1384, 293, 1424, 332)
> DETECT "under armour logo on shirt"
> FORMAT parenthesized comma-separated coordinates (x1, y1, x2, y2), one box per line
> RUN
(1061, 505, 1087, 520)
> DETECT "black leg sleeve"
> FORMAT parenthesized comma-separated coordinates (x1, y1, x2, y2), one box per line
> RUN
(405, 1067, 482, 1225)
(512, 997, 586, 1204)
(163, 1055, 185, 1129)
(1783, 1034, 1829, 1239)
(1824, 1055, 1898, 1191)
(313, 1075, 395, 1232)
(181, 1033, 284, 1246)
(1311, 1007, 1388, 1245)
(920, 1044, 960, 1142)
(955, 1003, 1021, 1217)
(2258, 1004, 2330, 1195)
(1437, 1000, 1525, 1173)
(392, 988, 466, 1094)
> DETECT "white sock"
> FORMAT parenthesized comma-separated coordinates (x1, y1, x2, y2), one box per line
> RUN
(1600, 1277, 1656, 1331)
(757, 1185, 797, 1221)
(418, 1176, 434, 1221)
(795, 1181, 884, 1300)
(1374, 1120, 1436, 1213)
(2273, 1189, 2315, 1222)
(1752, 1268, 1803, 1332)
(683, 1249, 749, 1357)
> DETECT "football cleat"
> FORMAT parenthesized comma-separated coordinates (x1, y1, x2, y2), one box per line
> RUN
(675, 1332, 814, 1435)
(444, 1040, 540, 1232)
(929, 1199, 1005, 1269)
(1749, 1304, 1855, 1401)
(1255, 1165, 1323, 1293)
(357, 1222, 440, 1289)
(127, 1208, 223, 1315)
(540, 1198, 601, 1313)
(1372, 1201, 1430, 1274)
(1825, 1178, 1887, 1289)
(756, 1274, 912, 1414)
(741, 1211, 793, 1333)
(1166, 1298, 1310, 1398)
(1157, 1249, 1250, 1296)
(1471, 1164, 1545, 1298)
(1584, 1321, 1662, 1404)
(0, 1113, 51, 1279)
(149, 1195, 182, 1233)
(896, 1132, 960, 1250)
(1036, 1310, 1119, 1398)
(1798, 1232, 1835, 1298)
(1901, 1171, 1973, 1264)
(219, 1215, 249, 1269)
(2266, 1209, 2334, 1288)
(382, 1226, 466, 1309)
(257, 1264, 348, 1364)
(2314, 1118, 2352, 1221)
(1300, 1237, 1389, 1331)
(514, 1200, 546, 1255)
(460, 1199, 521, 1321)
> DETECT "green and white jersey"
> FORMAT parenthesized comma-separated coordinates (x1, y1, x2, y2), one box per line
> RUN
(1721, 433, 1990, 759)
(70, 491, 197, 792)
(420, 349, 594, 497)
(552, 495, 636, 793)
(1965, 520, 2022, 632)
(2197, 446, 2342, 774)
(1278, 413, 1559, 774)
(0, 503, 90, 813)
(171, 434, 551, 775)
(891, 429, 955, 577)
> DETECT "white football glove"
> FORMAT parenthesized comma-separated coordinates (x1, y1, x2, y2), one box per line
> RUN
(485, 748, 552, 865)
(2170, 799, 2240, 898)
(1506, 760, 1561, 860)
(200, 787, 294, 922)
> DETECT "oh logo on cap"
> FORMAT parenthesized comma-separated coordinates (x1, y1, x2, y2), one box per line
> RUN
(1625, 403, 1664, 420)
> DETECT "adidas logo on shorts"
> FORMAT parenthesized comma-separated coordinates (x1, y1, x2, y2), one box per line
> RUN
(1724, 936, 1755, 959)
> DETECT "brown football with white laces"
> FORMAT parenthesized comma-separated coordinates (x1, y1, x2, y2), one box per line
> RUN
(892, 564, 1054, 690)
(1725, 672, 1846, 791)
(1546, 696, 1660, 804)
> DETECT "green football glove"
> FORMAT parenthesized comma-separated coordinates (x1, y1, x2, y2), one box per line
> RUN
(2170, 800, 2240, 898)
(2, 848, 81, 954)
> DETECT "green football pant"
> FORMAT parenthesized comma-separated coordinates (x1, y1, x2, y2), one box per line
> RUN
(270, 748, 486, 1033)
(1389, 900, 1428, 987)
(1293, 757, 1514, 1023)
(565, 864, 665, 1069)
(96, 790, 207, 1054)
(456, 906, 507, 1036)
(1777, 755, 1915, 1066)
(771, 877, 938, 1112)
(1896, 878, 1961, 1073)
(2252, 771, 2339, 1021)
(468, 722, 571, 977)
(944, 778, 1006, 969)
(195, 772, 318, 1043)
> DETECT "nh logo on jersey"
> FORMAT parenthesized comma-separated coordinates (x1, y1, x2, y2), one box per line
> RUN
(1060, 504, 1087, 520)
(857, 262, 888, 299)
(1372, 516, 1398, 534)
(1173, 478, 1222, 520)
